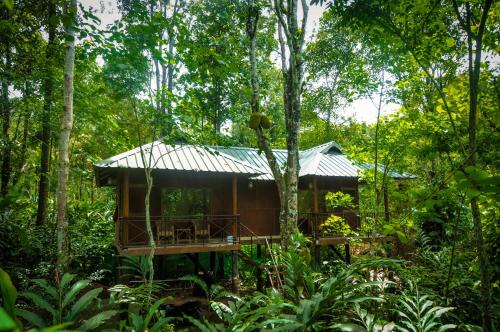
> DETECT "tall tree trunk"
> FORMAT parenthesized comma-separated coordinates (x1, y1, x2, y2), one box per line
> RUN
(144, 167, 155, 303)
(373, 71, 384, 227)
(465, 2, 492, 330)
(246, 0, 308, 250)
(12, 84, 31, 187)
(36, 0, 56, 225)
(0, 41, 11, 197)
(451, 1, 493, 329)
(56, 0, 77, 275)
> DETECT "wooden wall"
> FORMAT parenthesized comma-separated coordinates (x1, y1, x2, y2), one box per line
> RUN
(117, 170, 360, 238)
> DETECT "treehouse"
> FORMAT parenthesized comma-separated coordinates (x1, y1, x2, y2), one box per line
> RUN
(94, 141, 374, 256)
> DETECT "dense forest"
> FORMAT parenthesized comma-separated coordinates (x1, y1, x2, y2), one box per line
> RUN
(0, 0, 499, 331)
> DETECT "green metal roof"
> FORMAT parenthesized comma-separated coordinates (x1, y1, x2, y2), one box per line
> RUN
(212, 141, 360, 180)
(95, 140, 414, 183)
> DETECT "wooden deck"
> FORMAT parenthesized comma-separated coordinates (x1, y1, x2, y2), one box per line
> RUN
(120, 242, 241, 255)
(240, 235, 396, 246)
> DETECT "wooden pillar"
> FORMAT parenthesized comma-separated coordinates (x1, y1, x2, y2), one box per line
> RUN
(313, 177, 319, 214)
(122, 172, 129, 247)
(218, 253, 225, 278)
(210, 252, 216, 274)
(314, 244, 321, 265)
(344, 242, 351, 264)
(256, 244, 263, 291)
(232, 175, 238, 237)
(231, 250, 239, 294)
(312, 177, 321, 264)
(194, 253, 200, 275)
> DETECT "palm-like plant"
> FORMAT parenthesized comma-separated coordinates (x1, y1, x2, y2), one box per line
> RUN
(116, 297, 174, 332)
(18, 273, 117, 331)
(184, 291, 274, 332)
(262, 260, 391, 331)
(333, 304, 395, 332)
(395, 287, 455, 332)
(118, 255, 151, 283)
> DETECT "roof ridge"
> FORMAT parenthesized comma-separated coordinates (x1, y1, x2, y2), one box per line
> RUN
(301, 141, 336, 154)
(199, 146, 264, 174)
(210, 145, 288, 152)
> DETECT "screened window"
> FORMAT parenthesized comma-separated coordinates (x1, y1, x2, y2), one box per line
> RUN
(161, 188, 211, 216)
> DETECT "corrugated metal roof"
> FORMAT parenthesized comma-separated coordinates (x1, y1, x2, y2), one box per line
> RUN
(213, 141, 361, 180)
(95, 140, 414, 182)
(94, 141, 263, 175)
(211, 146, 288, 180)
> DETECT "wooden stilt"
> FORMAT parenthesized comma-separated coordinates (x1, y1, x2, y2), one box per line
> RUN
(210, 251, 216, 276)
(314, 244, 321, 265)
(256, 244, 263, 291)
(218, 252, 225, 278)
(344, 242, 351, 264)
(194, 253, 200, 275)
(231, 250, 239, 294)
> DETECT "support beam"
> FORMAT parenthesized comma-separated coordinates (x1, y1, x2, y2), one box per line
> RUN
(231, 250, 239, 294)
(210, 252, 216, 277)
(314, 244, 321, 265)
(194, 253, 200, 275)
(344, 242, 351, 264)
(218, 252, 225, 278)
(313, 177, 319, 238)
(313, 177, 319, 214)
(232, 175, 238, 236)
(122, 172, 129, 246)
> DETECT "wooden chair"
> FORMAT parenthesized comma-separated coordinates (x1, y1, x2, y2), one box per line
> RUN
(156, 223, 174, 244)
(194, 221, 210, 242)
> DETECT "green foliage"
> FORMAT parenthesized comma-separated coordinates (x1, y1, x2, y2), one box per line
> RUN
(333, 304, 395, 332)
(395, 287, 455, 332)
(115, 298, 174, 332)
(0, 268, 74, 332)
(19, 273, 117, 329)
(0, 268, 18, 326)
(320, 215, 354, 237)
(325, 192, 356, 210)
(118, 256, 151, 283)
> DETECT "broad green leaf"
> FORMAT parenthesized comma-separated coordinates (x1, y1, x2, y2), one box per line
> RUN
(0, 307, 17, 331)
(332, 323, 368, 332)
(22, 292, 57, 318)
(144, 298, 166, 327)
(60, 274, 76, 291)
(79, 310, 118, 332)
(62, 280, 91, 309)
(32, 279, 58, 302)
(0, 268, 17, 319)
(15, 308, 45, 328)
(65, 288, 102, 321)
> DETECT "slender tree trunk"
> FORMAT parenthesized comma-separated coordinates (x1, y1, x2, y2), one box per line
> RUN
(56, 0, 77, 275)
(0, 42, 11, 197)
(144, 168, 156, 303)
(36, 0, 56, 225)
(464, 2, 492, 330)
(12, 84, 31, 187)
(373, 71, 384, 227)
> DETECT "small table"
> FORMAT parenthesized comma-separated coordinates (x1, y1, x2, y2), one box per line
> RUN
(176, 228, 192, 243)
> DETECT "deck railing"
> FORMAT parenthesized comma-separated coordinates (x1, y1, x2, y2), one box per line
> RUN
(117, 215, 240, 249)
